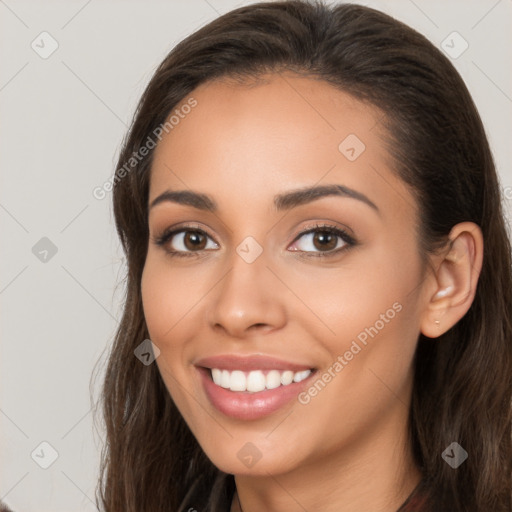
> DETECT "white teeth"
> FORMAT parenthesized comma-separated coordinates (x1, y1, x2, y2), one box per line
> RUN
(220, 369, 231, 388)
(266, 370, 281, 389)
(281, 370, 294, 386)
(211, 368, 222, 386)
(293, 370, 311, 383)
(247, 370, 266, 392)
(230, 370, 246, 391)
(210, 368, 312, 393)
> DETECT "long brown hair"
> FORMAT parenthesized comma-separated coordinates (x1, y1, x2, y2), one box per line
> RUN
(96, 1, 512, 510)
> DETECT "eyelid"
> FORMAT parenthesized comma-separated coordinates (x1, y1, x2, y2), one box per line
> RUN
(291, 221, 355, 241)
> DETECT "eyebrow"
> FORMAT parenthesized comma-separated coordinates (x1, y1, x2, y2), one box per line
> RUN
(149, 184, 379, 213)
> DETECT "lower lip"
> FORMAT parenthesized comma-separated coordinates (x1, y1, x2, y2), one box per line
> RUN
(197, 367, 315, 421)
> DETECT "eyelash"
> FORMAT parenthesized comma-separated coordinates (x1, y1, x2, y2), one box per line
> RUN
(153, 223, 356, 259)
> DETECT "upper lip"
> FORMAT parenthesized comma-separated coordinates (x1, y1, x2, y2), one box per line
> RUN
(195, 354, 315, 372)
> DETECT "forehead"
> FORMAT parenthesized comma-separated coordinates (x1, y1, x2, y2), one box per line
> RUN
(149, 72, 413, 220)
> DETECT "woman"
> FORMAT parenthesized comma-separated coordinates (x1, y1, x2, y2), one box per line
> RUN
(97, 1, 512, 511)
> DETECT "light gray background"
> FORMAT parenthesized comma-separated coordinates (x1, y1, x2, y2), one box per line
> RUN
(1, 1, 511, 510)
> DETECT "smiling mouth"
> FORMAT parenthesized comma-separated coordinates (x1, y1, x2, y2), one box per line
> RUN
(196, 358, 317, 420)
(207, 367, 315, 393)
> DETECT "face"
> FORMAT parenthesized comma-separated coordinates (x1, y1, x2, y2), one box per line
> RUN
(141, 72, 429, 477)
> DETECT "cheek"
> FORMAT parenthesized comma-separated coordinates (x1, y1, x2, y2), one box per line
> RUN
(141, 255, 208, 342)
(287, 243, 423, 422)
(292, 243, 423, 347)
(141, 260, 174, 341)
(309, 244, 422, 403)
(141, 257, 203, 413)
(140, 253, 222, 408)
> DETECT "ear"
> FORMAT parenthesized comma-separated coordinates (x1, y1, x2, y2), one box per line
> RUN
(420, 222, 484, 339)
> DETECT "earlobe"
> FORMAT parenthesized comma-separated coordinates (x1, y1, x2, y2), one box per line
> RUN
(420, 222, 483, 339)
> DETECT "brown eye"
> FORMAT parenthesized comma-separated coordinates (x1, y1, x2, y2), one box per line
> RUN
(288, 225, 355, 256)
(156, 228, 219, 255)
(182, 230, 207, 251)
(312, 230, 338, 251)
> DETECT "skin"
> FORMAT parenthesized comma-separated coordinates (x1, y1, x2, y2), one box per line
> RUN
(141, 72, 483, 512)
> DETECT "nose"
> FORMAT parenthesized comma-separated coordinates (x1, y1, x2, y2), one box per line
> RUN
(208, 250, 287, 338)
